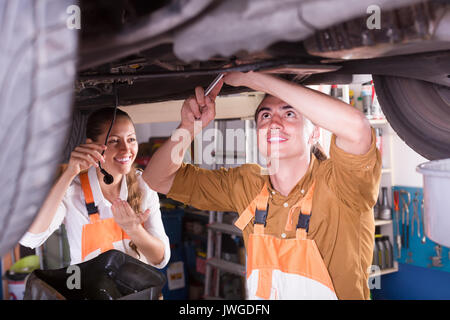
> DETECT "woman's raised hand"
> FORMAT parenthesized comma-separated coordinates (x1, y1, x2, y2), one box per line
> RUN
(111, 199, 151, 235)
(66, 138, 106, 177)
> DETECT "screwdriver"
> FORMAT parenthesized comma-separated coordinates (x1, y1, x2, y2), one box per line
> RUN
(195, 73, 225, 120)
(394, 190, 401, 258)
(204, 73, 224, 96)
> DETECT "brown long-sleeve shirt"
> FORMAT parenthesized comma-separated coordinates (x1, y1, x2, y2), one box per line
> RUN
(167, 129, 381, 299)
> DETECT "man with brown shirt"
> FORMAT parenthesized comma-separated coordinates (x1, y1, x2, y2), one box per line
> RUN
(143, 71, 381, 300)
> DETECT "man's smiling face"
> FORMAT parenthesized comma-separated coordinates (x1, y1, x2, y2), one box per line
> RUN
(255, 95, 313, 161)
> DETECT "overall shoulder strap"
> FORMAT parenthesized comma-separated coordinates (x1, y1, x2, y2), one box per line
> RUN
(79, 171, 100, 223)
(285, 181, 316, 232)
(295, 182, 315, 239)
(234, 182, 269, 231)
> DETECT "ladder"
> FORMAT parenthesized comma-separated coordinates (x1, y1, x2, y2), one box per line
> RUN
(202, 119, 258, 299)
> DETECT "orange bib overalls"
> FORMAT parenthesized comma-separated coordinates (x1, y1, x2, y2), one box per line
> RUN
(235, 182, 337, 300)
(79, 172, 130, 262)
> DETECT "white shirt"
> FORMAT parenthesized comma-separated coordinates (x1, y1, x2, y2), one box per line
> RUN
(20, 167, 171, 269)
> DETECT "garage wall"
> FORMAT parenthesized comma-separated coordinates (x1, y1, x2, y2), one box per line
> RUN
(135, 118, 249, 171)
(391, 134, 427, 187)
(135, 121, 179, 143)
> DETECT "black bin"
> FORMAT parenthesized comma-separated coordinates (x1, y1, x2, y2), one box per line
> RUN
(24, 250, 166, 300)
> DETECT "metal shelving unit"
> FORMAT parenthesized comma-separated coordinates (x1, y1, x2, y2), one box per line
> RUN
(203, 212, 246, 300)
(369, 266, 398, 278)
(370, 117, 399, 276)
(208, 222, 242, 237)
(375, 219, 393, 227)
(203, 119, 250, 300)
(207, 257, 245, 277)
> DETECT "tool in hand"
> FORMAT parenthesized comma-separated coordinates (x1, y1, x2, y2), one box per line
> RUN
(399, 190, 411, 248)
(195, 73, 225, 121)
(420, 199, 426, 244)
(406, 202, 410, 249)
(204, 73, 224, 97)
(400, 198, 410, 249)
(393, 190, 401, 258)
(411, 192, 421, 238)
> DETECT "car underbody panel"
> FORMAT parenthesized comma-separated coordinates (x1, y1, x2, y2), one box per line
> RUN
(304, 0, 450, 59)
(76, 0, 450, 108)
(73, 0, 450, 161)
(80, 0, 434, 68)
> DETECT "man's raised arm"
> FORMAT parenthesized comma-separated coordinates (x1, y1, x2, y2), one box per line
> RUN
(142, 81, 223, 194)
(224, 72, 372, 155)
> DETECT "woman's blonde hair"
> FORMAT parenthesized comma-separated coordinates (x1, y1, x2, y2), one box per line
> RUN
(86, 108, 143, 257)
(126, 165, 144, 257)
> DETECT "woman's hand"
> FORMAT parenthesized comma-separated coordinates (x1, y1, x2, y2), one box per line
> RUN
(66, 138, 106, 177)
(112, 199, 165, 265)
(111, 199, 151, 235)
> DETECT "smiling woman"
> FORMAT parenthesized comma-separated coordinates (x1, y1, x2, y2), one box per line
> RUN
(86, 108, 138, 179)
(19, 108, 171, 268)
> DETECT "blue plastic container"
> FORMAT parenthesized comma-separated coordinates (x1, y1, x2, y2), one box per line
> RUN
(161, 209, 184, 246)
(161, 245, 188, 300)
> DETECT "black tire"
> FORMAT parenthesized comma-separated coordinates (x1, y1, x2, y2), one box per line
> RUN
(0, 0, 78, 256)
(373, 75, 450, 160)
(62, 109, 89, 163)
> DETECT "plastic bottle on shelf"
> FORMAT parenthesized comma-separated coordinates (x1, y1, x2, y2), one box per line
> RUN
(355, 96, 363, 113)
(378, 187, 392, 220)
(361, 81, 373, 119)
(379, 236, 389, 269)
(372, 238, 379, 268)
(373, 195, 380, 219)
(375, 235, 386, 269)
(330, 85, 338, 98)
(349, 89, 355, 107)
(371, 93, 383, 119)
(330, 85, 343, 100)
(382, 236, 394, 269)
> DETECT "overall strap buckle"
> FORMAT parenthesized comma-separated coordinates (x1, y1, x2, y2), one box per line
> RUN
(254, 204, 269, 227)
(80, 171, 99, 216)
(86, 202, 99, 216)
(296, 213, 311, 232)
(234, 182, 269, 231)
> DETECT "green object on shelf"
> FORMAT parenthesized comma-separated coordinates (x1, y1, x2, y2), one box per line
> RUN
(10, 255, 40, 274)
